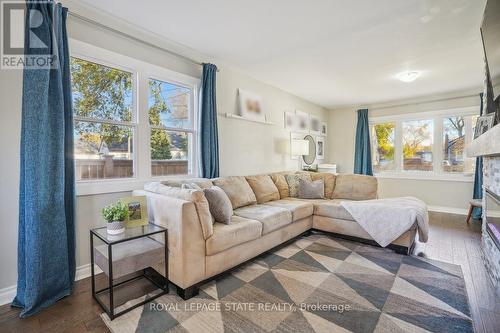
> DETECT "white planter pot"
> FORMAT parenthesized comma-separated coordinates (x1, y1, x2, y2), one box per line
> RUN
(107, 221, 125, 235)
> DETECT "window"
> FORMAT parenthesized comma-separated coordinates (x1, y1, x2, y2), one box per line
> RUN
(402, 119, 434, 171)
(149, 78, 193, 176)
(371, 122, 395, 172)
(370, 108, 478, 179)
(71, 57, 135, 181)
(70, 40, 200, 194)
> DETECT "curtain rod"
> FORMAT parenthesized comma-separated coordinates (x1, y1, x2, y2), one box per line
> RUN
(363, 93, 479, 111)
(67, 11, 219, 71)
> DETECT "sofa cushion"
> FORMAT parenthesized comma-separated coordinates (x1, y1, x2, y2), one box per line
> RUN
(162, 178, 213, 189)
(263, 199, 313, 221)
(285, 173, 312, 197)
(212, 176, 257, 209)
(332, 174, 378, 200)
(312, 199, 354, 220)
(206, 216, 263, 255)
(298, 178, 325, 199)
(269, 172, 291, 198)
(234, 205, 292, 234)
(203, 186, 233, 224)
(310, 172, 336, 199)
(245, 175, 280, 204)
(144, 182, 213, 239)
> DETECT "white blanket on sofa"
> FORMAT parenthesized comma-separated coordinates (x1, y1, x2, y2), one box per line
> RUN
(340, 197, 429, 247)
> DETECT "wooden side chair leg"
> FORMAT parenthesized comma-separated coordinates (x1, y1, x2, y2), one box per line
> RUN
(466, 205, 473, 224)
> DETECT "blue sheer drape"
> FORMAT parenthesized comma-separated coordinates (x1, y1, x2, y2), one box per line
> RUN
(472, 93, 484, 220)
(354, 109, 373, 176)
(13, 1, 75, 318)
(200, 63, 219, 178)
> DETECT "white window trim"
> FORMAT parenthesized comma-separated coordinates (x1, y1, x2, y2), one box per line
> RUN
(370, 106, 478, 182)
(70, 39, 200, 196)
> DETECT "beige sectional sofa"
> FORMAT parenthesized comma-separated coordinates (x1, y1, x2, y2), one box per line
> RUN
(133, 172, 417, 299)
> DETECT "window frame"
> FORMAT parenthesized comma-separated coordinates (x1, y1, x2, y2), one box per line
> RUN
(369, 107, 478, 182)
(70, 39, 200, 195)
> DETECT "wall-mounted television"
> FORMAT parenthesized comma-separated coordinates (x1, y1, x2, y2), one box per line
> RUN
(481, 0, 500, 100)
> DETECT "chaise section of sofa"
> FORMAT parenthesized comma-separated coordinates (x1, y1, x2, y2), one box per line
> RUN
(135, 171, 418, 299)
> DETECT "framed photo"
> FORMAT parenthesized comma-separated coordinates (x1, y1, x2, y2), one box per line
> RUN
(122, 196, 148, 228)
(474, 113, 495, 139)
(321, 122, 327, 136)
(284, 111, 296, 130)
(316, 136, 325, 160)
(295, 110, 309, 133)
(310, 115, 321, 135)
(238, 89, 265, 121)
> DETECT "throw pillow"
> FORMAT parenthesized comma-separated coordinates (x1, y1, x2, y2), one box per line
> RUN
(212, 176, 257, 209)
(310, 172, 336, 199)
(269, 173, 290, 198)
(285, 173, 312, 197)
(203, 186, 233, 224)
(298, 179, 325, 199)
(245, 175, 280, 203)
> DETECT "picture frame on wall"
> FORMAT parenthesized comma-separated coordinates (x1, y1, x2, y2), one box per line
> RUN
(474, 113, 495, 139)
(121, 196, 149, 228)
(295, 110, 309, 133)
(284, 111, 296, 130)
(316, 136, 325, 160)
(238, 89, 265, 121)
(310, 115, 321, 135)
(321, 122, 327, 136)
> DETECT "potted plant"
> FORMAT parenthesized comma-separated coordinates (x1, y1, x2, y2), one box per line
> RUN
(102, 201, 128, 235)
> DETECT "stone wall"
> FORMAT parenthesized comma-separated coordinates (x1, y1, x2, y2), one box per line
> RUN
(482, 156, 500, 293)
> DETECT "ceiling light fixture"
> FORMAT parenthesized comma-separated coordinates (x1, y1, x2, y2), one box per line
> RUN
(396, 71, 421, 83)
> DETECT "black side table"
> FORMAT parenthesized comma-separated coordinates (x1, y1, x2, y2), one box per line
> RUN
(90, 223, 168, 320)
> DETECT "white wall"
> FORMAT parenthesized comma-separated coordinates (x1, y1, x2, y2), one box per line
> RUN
(327, 90, 481, 210)
(0, 1, 327, 291)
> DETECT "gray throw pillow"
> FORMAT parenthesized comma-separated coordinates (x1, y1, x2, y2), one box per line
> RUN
(203, 186, 233, 224)
(298, 179, 325, 199)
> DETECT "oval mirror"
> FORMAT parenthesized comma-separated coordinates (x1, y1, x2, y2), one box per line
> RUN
(302, 135, 316, 165)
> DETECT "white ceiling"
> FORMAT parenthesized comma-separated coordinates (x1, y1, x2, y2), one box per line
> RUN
(80, 0, 487, 108)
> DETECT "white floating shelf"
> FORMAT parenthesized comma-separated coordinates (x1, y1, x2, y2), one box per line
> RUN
(219, 113, 274, 125)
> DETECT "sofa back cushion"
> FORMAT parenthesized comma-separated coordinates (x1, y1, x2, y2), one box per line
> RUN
(203, 186, 233, 224)
(269, 172, 291, 198)
(245, 175, 280, 204)
(332, 174, 378, 200)
(298, 178, 325, 199)
(161, 178, 213, 189)
(212, 176, 257, 209)
(144, 182, 214, 239)
(285, 173, 312, 197)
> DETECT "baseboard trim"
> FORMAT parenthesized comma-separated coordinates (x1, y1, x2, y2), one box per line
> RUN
(428, 205, 468, 216)
(0, 263, 102, 306)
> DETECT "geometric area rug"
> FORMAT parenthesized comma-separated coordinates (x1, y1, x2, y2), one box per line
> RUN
(102, 233, 474, 333)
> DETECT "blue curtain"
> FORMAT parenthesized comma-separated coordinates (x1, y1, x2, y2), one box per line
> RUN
(354, 109, 373, 175)
(200, 63, 219, 178)
(472, 93, 484, 220)
(13, 1, 75, 318)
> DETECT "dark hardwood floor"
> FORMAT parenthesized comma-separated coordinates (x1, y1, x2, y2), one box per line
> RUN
(0, 211, 499, 333)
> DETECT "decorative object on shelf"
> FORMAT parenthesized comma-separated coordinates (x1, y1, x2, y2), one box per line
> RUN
(474, 113, 495, 138)
(238, 89, 265, 122)
(321, 122, 327, 136)
(121, 196, 149, 228)
(295, 110, 309, 132)
(102, 201, 128, 234)
(316, 136, 325, 160)
(318, 163, 337, 173)
(284, 111, 296, 130)
(310, 115, 321, 135)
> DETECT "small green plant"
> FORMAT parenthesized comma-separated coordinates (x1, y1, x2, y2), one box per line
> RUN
(102, 201, 129, 223)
